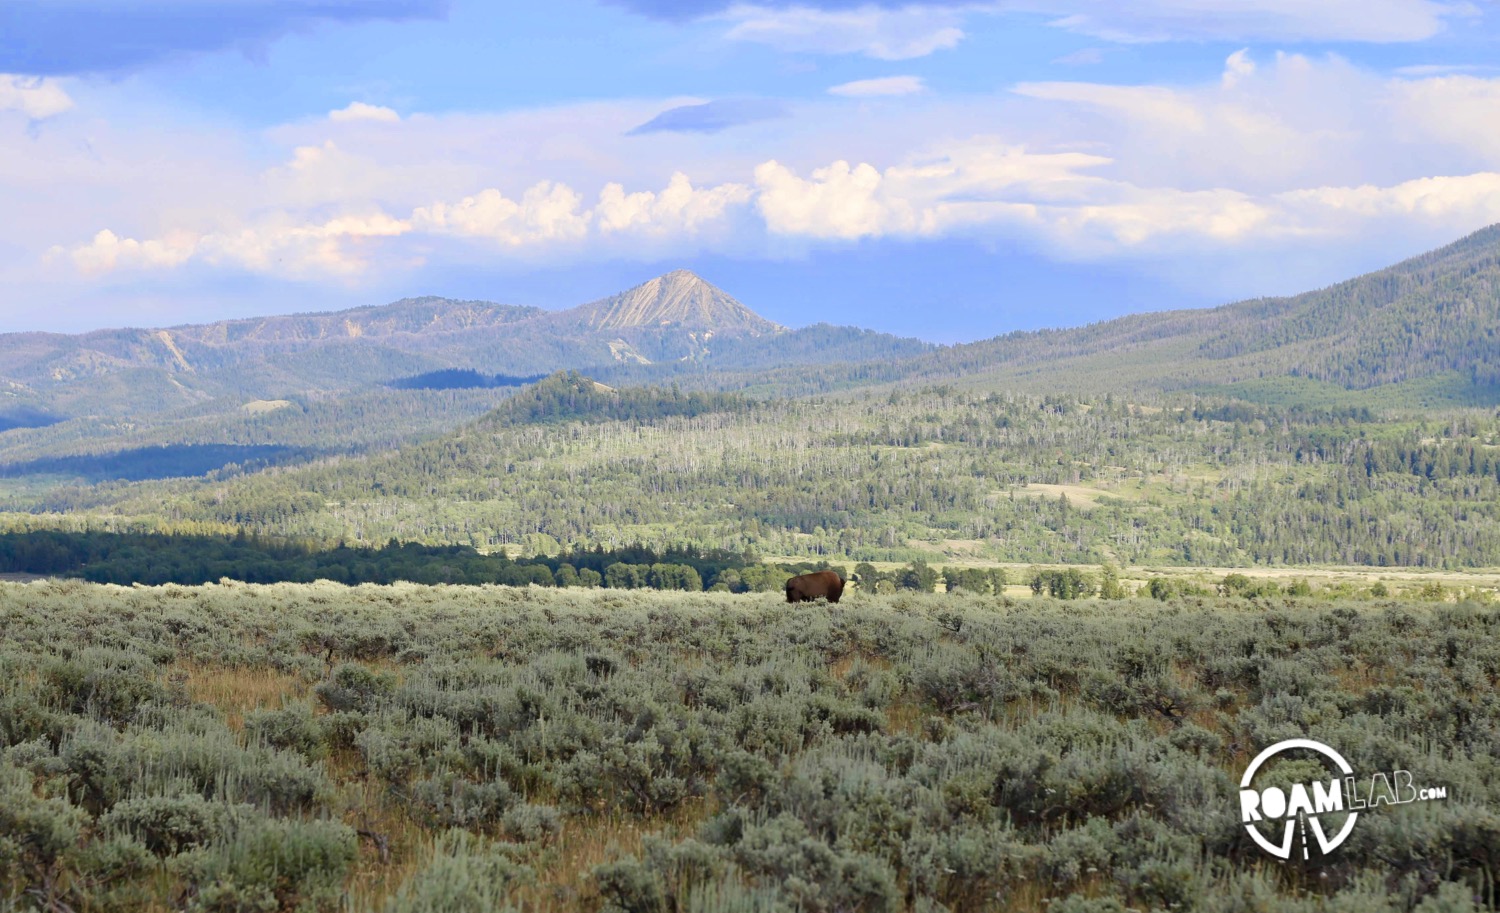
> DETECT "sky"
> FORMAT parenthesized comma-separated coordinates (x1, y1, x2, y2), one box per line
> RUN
(3, 1, 1500, 343)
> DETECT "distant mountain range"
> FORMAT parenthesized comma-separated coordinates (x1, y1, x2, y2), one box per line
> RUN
(4, 222, 1500, 442)
(0, 269, 925, 426)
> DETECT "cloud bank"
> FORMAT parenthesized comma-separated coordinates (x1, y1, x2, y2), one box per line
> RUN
(18, 48, 1500, 313)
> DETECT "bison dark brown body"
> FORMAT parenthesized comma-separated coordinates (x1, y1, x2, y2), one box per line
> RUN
(785, 570, 844, 604)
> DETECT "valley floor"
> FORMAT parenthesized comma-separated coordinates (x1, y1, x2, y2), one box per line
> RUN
(2, 582, 1496, 912)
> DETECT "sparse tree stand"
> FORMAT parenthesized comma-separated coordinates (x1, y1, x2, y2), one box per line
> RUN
(943, 566, 1009, 595)
(1028, 567, 1097, 599)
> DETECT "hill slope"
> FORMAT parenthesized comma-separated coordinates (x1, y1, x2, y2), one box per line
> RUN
(785, 223, 1500, 405)
(28, 365, 1500, 568)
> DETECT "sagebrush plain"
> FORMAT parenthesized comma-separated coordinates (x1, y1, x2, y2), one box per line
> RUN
(3, 581, 1497, 912)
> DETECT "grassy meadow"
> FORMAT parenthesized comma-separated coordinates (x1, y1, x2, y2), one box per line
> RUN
(2, 581, 1498, 912)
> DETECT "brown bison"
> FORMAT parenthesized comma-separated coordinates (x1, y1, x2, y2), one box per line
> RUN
(785, 570, 845, 604)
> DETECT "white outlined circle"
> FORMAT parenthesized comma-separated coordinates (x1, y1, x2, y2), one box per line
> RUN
(1240, 738, 1358, 859)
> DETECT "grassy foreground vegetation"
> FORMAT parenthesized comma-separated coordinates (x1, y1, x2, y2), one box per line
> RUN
(2, 582, 1497, 912)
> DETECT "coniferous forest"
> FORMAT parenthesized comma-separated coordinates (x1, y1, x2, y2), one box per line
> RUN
(7, 373, 1500, 569)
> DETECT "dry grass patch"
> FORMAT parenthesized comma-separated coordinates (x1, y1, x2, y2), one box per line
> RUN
(170, 661, 308, 730)
(338, 768, 436, 913)
(1330, 661, 1383, 695)
(514, 799, 717, 912)
(885, 700, 928, 737)
(829, 651, 894, 681)
(1010, 484, 1119, 510)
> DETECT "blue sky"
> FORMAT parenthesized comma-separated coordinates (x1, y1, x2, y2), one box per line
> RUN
(2, 1, 1499, 342)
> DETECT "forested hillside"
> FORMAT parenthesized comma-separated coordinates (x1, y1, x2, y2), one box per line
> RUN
(11, 373, 1500, 569)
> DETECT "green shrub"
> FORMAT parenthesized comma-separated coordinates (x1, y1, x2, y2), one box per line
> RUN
(408, 772, 516, 831)
(382, 830, 530, 913)
(314, 663, 394, 713)
(355, 714, 463, 785)
(726, 814, 900, 913)
(40, 652, 166, 724)
(70, 833, 156, 910)
(0, 691, 65, 748)
(594, 857, 668, 913)
(175, 817, 357, 913)
(244, 703, 326, 760)
(0, 761, 86, 901)
(501, 803, 562, 842)
(60, 721, 329, 816)
(101, 794, 255, 856)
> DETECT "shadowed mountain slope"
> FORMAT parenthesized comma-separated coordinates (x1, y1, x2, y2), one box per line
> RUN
(821, 223, 1500, 404)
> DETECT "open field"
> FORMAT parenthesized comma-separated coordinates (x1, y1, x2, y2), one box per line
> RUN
(2, 581, 1498, 912)
(763, 556, 1500, 602)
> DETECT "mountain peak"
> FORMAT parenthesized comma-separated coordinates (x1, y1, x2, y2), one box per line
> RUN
(565, 270, 784, 335)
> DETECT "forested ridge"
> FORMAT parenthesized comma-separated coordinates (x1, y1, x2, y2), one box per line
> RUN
(9, 373, 1500, 568)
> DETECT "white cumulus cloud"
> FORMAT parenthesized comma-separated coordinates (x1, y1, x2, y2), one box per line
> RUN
(197, 213, 412, 276)
(412, 182, 591, 246)
(329, 101, 401, 123)
(752, 144, 1500, 260)
(63, 229, 197, 274)
(595, 172, 753, 236)
(755, 159, 916, 238)
(1279, 172, 1500, 226)
(62, 172, 758, 278)
(0, 74, 74, 119)
(63, 213, 412, 280)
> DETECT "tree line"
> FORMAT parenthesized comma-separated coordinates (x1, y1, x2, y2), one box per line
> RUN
(0, 530, 855, 591)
